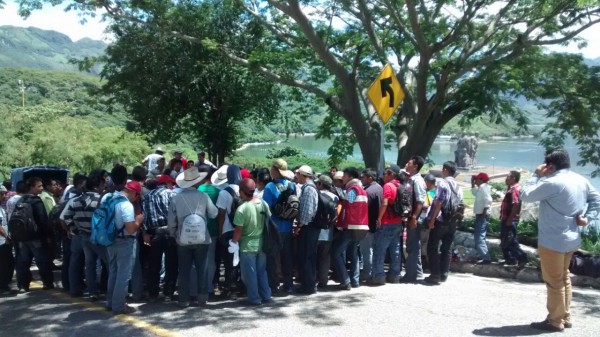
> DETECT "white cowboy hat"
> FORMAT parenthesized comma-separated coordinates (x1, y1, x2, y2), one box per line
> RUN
(176, 167, 207, 189)
(211, 165, 229, 187)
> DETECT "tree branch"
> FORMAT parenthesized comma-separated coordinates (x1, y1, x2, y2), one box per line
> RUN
(405, 0, 431, 56)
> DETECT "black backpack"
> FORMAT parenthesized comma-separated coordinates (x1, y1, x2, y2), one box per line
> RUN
(392, 181, 414, 218)
(8, 196, 38, 242)
(441, 180, 465, 223)
(225, 186, 242, 223)
(48, 201, 68, 231)
(271, 183, 299, 220)
(261, 202, 282, 256)
(304, 184, 337, 229)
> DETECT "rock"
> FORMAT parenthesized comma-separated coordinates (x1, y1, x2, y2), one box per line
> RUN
(516, 268, 542, 283)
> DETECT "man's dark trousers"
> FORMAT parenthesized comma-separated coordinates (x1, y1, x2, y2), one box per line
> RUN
(147, 232, 178, 298)
(297, 225, 321, 292)
(427, 222, 456, 281)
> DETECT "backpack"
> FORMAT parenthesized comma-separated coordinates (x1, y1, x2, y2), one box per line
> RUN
(271, 182, 299, 220)
(441, 180, 465, 223)
(224, 186, 242, 224)
(178, 197, 207, 246)
(8, 196, 38, 242)
(304, 184, 337, 230)
(49, 201, 68, 231)
(261, 202, 282, 256)
(392, 180, 414, 218)
(90, 193, 128, 246)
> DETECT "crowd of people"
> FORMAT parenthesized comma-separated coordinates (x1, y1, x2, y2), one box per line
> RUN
(0, 148, 598, 332)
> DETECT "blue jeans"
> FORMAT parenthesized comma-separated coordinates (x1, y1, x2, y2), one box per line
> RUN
(178, 244, 209, 303)
(107, 237, 136, 312)
(359, 232, 374, 278)
(61, 236, 71, 291)
(81, 235, 107, 296)
(372, 224, 403, 281)
(404, 227, 423, 280)
(130, 240, 144, 299)
(239, 251, 271, 304)
(69, 234, 85, 296)
(331, 230, 360, 286)
(16, 240, 54, 289)
(206, 235, 218, 293)
(474, 215, 491, 261)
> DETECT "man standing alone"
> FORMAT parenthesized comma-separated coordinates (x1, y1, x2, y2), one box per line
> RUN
(522, 150, 600, 332)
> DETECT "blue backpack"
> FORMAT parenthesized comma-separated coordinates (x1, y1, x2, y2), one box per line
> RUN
(90, 193, 128, 246)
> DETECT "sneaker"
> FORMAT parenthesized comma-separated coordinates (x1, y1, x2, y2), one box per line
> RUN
(89, 294, 99, 302)
(399, 277, 417, 284)
(530, 320, 564, 332)
(337, 283, 351, 291)
(517, 258, 528, 269)
(367, 279, 386, 286)
(18, 287, 30, 294)
(114, 304, 137, 315)
(424, 276, 440, 285)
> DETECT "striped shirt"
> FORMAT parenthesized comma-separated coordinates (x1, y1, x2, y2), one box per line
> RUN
(60, 192, 101, 235)
(143, 186, 174, 233)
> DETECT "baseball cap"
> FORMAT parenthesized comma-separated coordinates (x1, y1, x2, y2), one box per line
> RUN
(125, 181, 142, 196)
(473, 172, 490, 182)
(297, 165, 314, 177)
(156, 175, 176, 185)
(317, 175, 333, 187)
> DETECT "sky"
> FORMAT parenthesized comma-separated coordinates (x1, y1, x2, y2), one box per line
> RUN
(1, 1, 600, 58)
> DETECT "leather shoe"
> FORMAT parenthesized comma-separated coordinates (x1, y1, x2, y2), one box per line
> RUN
(530, 320, 564, 332)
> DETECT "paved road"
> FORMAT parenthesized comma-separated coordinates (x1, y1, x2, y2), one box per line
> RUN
(1, 272, 598, 337)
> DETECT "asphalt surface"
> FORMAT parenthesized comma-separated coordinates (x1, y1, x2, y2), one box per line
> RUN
(1, 272, 599, 337)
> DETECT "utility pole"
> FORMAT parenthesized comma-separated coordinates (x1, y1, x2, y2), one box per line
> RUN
(18, 79, 26, 110)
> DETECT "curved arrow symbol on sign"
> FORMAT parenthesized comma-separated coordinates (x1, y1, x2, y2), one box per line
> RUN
(380, 77, 394, 107)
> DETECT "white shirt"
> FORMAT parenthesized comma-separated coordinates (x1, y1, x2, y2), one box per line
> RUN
(6, 195, 21, 222)
(0, 207, 7, 245)
(144, 153, 163, 172)
(472, 183, 493, 215)
(216, 184, 239, 234)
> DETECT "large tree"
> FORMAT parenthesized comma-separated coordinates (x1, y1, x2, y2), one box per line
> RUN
(19, 0, 600, 169)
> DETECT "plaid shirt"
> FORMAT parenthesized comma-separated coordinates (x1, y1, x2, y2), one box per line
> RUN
(143, 185, 174, 233)
(297, 181, 319, 226)
(500, 184, 521, 221)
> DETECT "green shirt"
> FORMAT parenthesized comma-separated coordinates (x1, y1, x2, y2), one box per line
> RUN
(40, 190, 56, 215)
(199, 184, 221, 237)
(233, 199, 265, 253)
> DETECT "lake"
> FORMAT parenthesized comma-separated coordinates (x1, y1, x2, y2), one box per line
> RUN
(238, 135, 600, 189)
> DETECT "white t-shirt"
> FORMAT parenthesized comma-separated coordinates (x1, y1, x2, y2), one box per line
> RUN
(216, 184, 239, 234)
(6, 195, 21, 222)
(0, 207, 7, 245)
(144, 153, 163, 172)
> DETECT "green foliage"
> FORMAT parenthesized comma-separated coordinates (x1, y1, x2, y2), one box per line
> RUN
(0, 102, 148, 180)
(266, 146, 306, 159)
(98, 0, 280, 164)
(0, 68, 130, 127)
(0, 26, 105, 75)
(581, 231, 600, 255)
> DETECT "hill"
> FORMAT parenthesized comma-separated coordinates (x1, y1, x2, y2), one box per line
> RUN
(0, 67, 129, 128)
(0, 25, 106, 75)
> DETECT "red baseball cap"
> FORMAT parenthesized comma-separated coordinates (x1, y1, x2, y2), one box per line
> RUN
(125, 181, 142, 195)
(474, 172, 490, 182)
(156, 175, 175, 186)
(240, 168, 251, 179)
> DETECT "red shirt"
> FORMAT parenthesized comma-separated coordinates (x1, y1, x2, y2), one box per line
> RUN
(500, 184, 521, 221)
(382, 180, 402, 225)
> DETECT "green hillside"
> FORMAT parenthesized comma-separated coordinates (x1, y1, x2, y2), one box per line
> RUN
(0, 25, 106, 74)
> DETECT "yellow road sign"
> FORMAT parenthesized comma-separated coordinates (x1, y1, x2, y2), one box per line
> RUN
(367, 64, 404, 125)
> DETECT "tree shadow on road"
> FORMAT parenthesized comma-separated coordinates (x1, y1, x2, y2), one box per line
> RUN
(472, 325, 552, 336)
(572, 290, 600, 317)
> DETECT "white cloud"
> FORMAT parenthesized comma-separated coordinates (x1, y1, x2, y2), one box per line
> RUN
(0, 1, 110, 42)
